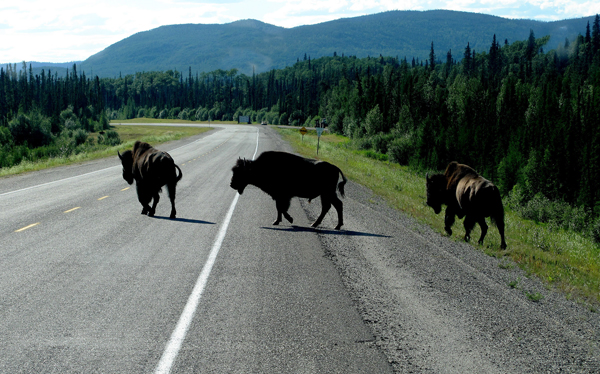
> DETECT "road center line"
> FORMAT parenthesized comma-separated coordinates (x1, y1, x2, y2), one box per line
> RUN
(15, 223, 40, 232)
(64, 207, 81, 213)
(154, 128, 260, 374)
(97, 196, 109, 201)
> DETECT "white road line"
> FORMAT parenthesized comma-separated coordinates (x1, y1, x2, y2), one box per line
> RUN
(154, 128, 259, 374)
(15, 222, 40, 232)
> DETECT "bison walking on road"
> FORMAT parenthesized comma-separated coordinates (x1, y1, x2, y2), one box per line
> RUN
(118, 141, 182, 219)
(426, 161, 507, 249)
(230, 151, 348, 230)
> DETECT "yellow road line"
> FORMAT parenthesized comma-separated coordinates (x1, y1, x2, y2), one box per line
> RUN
(98, 196, 109, 201)
(121, 187, 130, 191)
(64, 207, 81, 213)
(15, 223, 40, 232)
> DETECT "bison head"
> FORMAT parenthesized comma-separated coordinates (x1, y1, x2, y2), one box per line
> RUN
(230, 157, 251, 194)
(118, 150, 135, 185)
(426, 173, 446, 214)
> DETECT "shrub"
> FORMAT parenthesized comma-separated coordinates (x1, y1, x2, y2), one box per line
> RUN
(73, 129, 89, 146)
(388, 132, 415, 165)
(591, 218, 600, 244)
(98, 130, 121, 146)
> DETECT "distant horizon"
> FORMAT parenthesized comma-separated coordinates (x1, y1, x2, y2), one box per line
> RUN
(1, 0, 599, 64)
(1, 10, 597, 67)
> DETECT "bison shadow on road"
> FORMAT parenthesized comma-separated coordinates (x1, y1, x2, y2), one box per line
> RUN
(151, 215, 216, 225)
(261, 225, 391, 238)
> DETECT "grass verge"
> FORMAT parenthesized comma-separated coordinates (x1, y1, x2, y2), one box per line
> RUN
(278, 127, 600, 308)
(0, 121, 212, 178)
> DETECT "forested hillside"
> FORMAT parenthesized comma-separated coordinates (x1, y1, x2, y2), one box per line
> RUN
(78, 10, 597, 77)
(1, 15, 600, 241)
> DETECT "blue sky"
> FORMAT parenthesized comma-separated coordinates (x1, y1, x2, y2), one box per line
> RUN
(1, 0, 599, 64)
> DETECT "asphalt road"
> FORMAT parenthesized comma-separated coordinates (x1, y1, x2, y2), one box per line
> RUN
(2, 123, 600, 373)
(0, 124, 391, 373)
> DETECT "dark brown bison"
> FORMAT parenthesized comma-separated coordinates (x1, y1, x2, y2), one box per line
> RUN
(118, 141, 182, 218)
(426, 161, 507, 249)
(230, 151, 347, 230)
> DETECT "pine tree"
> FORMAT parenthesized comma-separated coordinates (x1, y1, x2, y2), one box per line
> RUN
(429, 42, 436, 71)
(463, 42, 472, 74)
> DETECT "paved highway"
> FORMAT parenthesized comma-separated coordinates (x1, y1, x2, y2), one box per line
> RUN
(0, 124, 392, 373)
(3, 123, 600, 373)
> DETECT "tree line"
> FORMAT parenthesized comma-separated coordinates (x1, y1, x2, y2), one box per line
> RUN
(2, 15, 600, 239)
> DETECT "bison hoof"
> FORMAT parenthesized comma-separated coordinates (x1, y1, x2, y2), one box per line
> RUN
(273, 220, 281, 226)
(141, 209, 148, 215)
(310, 222, 320, 228)
(170, 214, 176, 219)
(334, 224, 342, 230)
(285, 215, 293, 224)
(445, 227, 452, 236)
(501, 242, 507, 250)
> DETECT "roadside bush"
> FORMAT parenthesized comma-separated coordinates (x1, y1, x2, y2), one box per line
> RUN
(0, 126, 13, 146)
(371, 133, 395, 154)
(98, 130, 121, 146)
(73, 129, 89, 146)
(388, 131, 416, 165)
(591, 218, 600, 244)
(8, 112, 52, 147)
(507, 189, 593, 234)
(178, 109, 190, 120)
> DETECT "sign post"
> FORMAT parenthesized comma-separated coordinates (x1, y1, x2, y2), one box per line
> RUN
(316, 125, 324, 155)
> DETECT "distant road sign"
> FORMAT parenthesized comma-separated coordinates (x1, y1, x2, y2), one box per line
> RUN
(316, 127, 324, 137)
(300, 127, 307, 135)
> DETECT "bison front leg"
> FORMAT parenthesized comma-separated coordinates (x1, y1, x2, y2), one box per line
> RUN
(444, 206, 457, 236)
(136, 185, 153, 215)
(148, 192, 160, 217)
(274, 199, 293, 225)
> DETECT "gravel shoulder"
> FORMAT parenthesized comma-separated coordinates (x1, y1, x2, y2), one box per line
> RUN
(300, 180, 600, 373)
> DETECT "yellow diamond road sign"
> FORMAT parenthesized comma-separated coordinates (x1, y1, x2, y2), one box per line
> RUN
(300, 127, 307, 135)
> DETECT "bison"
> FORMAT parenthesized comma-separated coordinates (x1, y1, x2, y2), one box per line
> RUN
(230, 151, 348, 230)
(118, 141, 182, 218)
(426, 161, 507, 249)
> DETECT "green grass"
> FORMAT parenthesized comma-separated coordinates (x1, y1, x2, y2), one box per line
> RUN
(0, 121, 212, 177)
(278, 128, 600, 307)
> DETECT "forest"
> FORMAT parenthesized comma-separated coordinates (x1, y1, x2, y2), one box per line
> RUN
(1, 15, 600, 241)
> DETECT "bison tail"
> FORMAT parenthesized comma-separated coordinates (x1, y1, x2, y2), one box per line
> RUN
(175, 164, 183, 183)
(337, 170, 348, 198)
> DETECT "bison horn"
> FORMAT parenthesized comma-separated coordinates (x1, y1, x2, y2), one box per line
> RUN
(118, 151, 122, 160)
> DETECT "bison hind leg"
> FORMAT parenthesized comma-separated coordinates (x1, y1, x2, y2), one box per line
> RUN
(332, 195, 344, 230)
(311, 195, 333, 229)
(477, 217, 489, 246)
(463, 214, 477, 242)
(167, 182, 177, 219)
(274, 198, 292, 225)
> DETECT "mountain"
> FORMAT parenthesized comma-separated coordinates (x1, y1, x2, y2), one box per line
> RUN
(72, 10, 597, 77)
